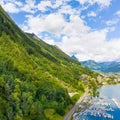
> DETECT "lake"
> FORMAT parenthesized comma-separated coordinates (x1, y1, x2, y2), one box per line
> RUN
(100, 84, 120, 100)
(73, 84, 120, 120)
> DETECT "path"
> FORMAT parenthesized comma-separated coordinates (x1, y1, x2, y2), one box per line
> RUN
(64, 89, 88, 120)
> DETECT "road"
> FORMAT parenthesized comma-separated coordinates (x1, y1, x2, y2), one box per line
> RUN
(64, 91, 88, 120)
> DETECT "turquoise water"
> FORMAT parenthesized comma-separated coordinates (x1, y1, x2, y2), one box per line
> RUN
(73, 84, 120, 120)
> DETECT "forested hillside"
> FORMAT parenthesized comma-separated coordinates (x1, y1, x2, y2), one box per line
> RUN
(0, 6, 100, 120)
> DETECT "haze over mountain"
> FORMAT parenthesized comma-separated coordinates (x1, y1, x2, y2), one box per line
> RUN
(81, 60, 120, 73)
(0, 6, 101, 120)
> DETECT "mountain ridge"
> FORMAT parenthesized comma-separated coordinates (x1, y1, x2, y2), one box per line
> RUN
(81, 60, 120, 73)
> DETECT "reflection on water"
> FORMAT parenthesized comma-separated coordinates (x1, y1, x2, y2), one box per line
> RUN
(73, 84, 120, 120)
(100, 84, 120, 100)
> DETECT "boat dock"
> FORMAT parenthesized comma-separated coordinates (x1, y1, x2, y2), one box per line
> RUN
(112, 98, 120, 109)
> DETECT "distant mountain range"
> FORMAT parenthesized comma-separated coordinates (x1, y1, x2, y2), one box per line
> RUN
(81, 60, 120, 73)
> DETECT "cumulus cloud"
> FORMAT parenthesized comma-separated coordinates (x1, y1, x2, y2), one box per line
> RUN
(77, 0, 112, 8)
(115, 10, 120, 17)
(3, 3, 20, 13)
(1, 0, 37, 13)
(0, 0, 22, 13)
(58, 4, 79, 15)
(87, 11, 97, 17)
(59, 29, 107, 61)
(63, 15, 90, 36)
(37, 1, 52, 12)
(37, 0, 66, 12)
(21, 0, 37, 13)
(59, 28, 120, 62)
(106, 19, 119, 26)
(22, 13, 66, 36)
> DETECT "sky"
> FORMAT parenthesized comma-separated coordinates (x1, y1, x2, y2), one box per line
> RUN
(1, 0, 120, 62)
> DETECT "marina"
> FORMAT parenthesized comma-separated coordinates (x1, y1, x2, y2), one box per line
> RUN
(112, 98, 120, 109)
(73, 98, 114, 120)
(73, 85, 120, 120)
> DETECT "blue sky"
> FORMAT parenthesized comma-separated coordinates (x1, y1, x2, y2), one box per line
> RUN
(1, 0, 120, 62)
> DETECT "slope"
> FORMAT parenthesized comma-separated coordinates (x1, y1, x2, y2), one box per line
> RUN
(0, 6, 100, 120)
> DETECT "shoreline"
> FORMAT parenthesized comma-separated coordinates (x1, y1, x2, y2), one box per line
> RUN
(64, 89, 89, 120)
(72, 84, 120, 120)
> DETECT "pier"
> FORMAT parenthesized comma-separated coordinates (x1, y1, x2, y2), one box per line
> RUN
(112, 98, 120, 109)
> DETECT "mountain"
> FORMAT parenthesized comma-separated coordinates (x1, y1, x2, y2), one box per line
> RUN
(81, 60, 120, 73)
(81, 60, 101, 71)
(0, 6, 100, 120)
(71, 55, 79, 61)
(26, 33, 41, 40)
(99, 61, 120, 73)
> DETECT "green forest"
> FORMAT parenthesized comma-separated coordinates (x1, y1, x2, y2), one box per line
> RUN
(0, 6, 101, 120)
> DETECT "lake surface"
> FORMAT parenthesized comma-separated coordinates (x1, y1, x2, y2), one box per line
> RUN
(73, 84, 120, 120)
(100, 84, 120, 101)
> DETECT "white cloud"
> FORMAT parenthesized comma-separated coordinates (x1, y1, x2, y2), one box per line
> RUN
(37, 1, 52, 12)
(115, 10, 120, 17)
(1, 0, 37, 13)
(88, 11, 97, 17)
(44, 39, 56, 45)
(63, 15, 90, 36)
(0, 0, 23, 13)
(59, 29, 108, 60)
(22, 13, 66, 36)
(44, 14, 65, 35)
(21, 0, 37, 13)
(58, 28, 120, 62)
(58, 4, 79, 15)
(77, 0, 112, 8)
(22, 12, 90, 37)
(106, 19, 119, 26)
(1, 2, 20, 13)
(107, 27, 115, 32)
(37, 0, 71, 12)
